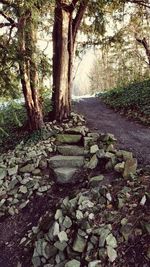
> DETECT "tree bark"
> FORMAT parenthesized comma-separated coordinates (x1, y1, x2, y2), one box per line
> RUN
(18, 11, 44, 131)
(52, 0, 88, 121)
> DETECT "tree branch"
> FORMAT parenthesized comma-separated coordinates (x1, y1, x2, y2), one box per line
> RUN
(72, 0, 89, 43)
(127, 0, 150, 9)
(0, 22, 12, 27)
(0, 10, 15, 24)
(136, 36, 150, 65)
(69, 0, 79, 11)
(0, 0, 16, 8)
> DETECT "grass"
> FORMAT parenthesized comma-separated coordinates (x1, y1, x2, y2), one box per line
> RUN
(0, 97, 52, 153)
(99, 79, 150, 125)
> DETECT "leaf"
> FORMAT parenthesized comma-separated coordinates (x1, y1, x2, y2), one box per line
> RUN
(107, 245, 117, 262)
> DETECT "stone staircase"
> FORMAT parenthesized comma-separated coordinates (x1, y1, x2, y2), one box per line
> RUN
(48, 133, 87, 184)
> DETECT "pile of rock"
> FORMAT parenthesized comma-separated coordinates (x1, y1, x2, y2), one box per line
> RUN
(0, 113, 86, 217)
(0, 137, 55, 217)
(31, 187, 118, 267)
(27, 124, 140, 266)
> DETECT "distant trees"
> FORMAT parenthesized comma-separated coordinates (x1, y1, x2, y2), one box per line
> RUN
(89, 1, 150, 93)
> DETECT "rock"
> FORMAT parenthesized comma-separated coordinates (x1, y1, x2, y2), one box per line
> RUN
(58, 231, 68, 243)
(63, 216, 72, 228)
(87, 155, 98, 169)
(73, 235, 86, 252)
(8, 178, 18, 190)
(54, 167, 78, 184)
(76, 210, 84, 220)
(87, 133, 99, 139)
(39, 159, 48, 170)
(96, 149, 105, 159)
(49, 156, 84, 168)
(53, 222, 60, 236)
(88, 260, 102, 267)
(140, 195, 147, 206)
(116, 150, 133, 160)
(123, 158, 137, 178)
(99, 228, 110, 247)
(89, 175, 104, 187)
(65, 126, 88, 135)
(0, 168, 7, 180)
(8, 165, 18, 176)
(19, 164, 35, 173)
(107, 246, 117, 262)
(65, 259, 80, 267)
(38, 185, 51, 192)
(106, 234, 117, 248)
(56, 134, 82, 144)
(114, 162, 125, 173)
(54, 241, 67, 251)
(84, 137, 96, 151)
(36, 239, 57, 259)
(32, 169, 41, 175)
(90, 145, 99, 154)
(19, 185, 27, 194)
(57, 145, 85, 156)
(55, 209, 63, 220)
(32, 256, 41, 267)
(122, 151, 133, 160)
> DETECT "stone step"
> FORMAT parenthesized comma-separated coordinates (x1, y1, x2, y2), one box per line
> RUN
(49, 155, 85, 168)
(54, 167, 78, 183)
(56, 134, 82, 144)
(57, 145, 85, 156)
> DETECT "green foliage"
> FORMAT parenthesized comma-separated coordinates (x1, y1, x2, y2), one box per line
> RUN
(0, 97, 52, 152)
(100, 79, 150, 124)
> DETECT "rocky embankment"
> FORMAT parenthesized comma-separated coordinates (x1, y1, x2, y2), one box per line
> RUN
(0, 113, 149, 267)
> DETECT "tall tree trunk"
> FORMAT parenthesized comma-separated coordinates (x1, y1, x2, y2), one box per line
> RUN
(52, 0, 88, 121)
(18, 11, 44, 131)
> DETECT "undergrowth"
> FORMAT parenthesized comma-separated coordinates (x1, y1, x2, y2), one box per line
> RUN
(99, 79, 150, 125)
(0, 97, 52, 153)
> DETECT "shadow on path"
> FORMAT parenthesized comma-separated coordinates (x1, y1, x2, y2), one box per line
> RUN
(74, 97, 150, 166)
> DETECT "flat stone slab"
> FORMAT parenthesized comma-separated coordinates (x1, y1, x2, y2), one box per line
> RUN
(56, 134, 82, 144)
(57, 145, 85, 156)
(49, 155, 85, 168)
(54, 167, 78, 183)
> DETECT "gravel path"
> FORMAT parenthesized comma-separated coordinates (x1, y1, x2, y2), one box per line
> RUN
(74, 97, 150, 166)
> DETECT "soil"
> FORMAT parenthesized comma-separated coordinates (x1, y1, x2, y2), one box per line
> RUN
(0, 183, 86, 267)
(74, 97, 150, 166)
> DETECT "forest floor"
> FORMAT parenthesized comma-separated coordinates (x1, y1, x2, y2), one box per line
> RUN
(74, 97, 150, 166)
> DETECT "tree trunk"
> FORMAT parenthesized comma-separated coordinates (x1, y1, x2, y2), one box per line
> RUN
(52, 0, 88, 121)
(52, 3, 72, 121)
(18, 11, 44, 131)
(136, 37, 150, 66)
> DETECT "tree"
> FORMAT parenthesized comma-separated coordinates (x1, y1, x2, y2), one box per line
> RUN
(52, 0, 88, 121)
(17, 9, 44, 130)
(0, 0, 44, 130)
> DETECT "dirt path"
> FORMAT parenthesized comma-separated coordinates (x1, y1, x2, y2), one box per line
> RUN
(74, 97, 150, 166)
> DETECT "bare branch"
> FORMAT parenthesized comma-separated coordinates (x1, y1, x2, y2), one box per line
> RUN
(69, 0, 79, 11)
(0, 22, 12, 27)
(72, 0, 89, 43)
(0, 10, 15, 24)
(136, 36, 150, 65)
(127, 0, 150, 9)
